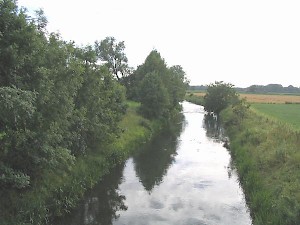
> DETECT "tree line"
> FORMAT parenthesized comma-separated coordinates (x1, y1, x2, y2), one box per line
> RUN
(189, 84, 300, 94)
(0, 0, 188, 191)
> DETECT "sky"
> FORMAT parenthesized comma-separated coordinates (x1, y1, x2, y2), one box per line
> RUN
(18, 0, 300, 88)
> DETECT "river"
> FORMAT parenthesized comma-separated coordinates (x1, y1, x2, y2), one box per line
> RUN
(56, 101, 252, 225)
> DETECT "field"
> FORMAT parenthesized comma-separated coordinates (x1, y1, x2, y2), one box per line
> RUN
(191, 92, 300, 129)
(220, 94, 300, 224)
(240, 93, 300, 104)
(251, 103, 300, 130)
(193, 92, 300, 104)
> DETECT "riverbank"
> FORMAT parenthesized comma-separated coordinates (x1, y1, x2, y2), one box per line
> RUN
(221, 107, 300, 225)
(0, 101, 163, 225)
(54, 101, 252, 225)
(185, 96, 300, 225)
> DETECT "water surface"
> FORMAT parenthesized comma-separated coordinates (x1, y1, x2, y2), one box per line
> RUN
(57, 101, 252, 225)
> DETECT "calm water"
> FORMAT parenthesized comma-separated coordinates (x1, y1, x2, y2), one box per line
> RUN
(56, 101, 252, 225)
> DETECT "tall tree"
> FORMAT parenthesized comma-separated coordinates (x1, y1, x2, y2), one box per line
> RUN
(126, 50, 188, 119)
(125, 50, 169, 101)
(95, 36, 129, 81)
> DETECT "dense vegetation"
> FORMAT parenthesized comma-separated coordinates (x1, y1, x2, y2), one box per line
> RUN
(0, 0, 127, 191)
(124, 50, 189, 119)
(0, 1, 188, 224)
(187, 81, 247, 116)
(222, 106, 300, 225)
(203, 81, 240, 115)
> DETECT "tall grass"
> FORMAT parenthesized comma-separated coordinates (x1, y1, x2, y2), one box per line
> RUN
(221, 107, 300, 225)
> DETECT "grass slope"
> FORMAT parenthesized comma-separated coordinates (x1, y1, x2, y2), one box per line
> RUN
(221, 107, 300, 225)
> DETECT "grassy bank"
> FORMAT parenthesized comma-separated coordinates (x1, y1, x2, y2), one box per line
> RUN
(185, 93, 204, 105)
(185, 94, 300, 224)
(1, 101, 162, 225)
(221, 107, 300, 225)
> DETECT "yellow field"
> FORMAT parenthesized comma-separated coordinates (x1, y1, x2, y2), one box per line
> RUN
(193, 92, 205, 97)
(193, 92, 300, 104)
(240, 94, 300, 103)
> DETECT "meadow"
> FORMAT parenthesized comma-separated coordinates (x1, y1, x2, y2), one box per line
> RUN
(191, 91, 300, 129)
(251, 103, 300, 130)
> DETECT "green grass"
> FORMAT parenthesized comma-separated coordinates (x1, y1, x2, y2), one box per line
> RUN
(221, 107, 300, 225)
(251, 103, 300, 130)
(185, 93, 204, 105)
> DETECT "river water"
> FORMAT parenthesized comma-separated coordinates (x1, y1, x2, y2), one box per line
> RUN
(56, 101, 252, 225)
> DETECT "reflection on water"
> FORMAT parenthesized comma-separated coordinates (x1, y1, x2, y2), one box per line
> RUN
(133, 116, 184, 192)
(55, 164, 127, 225)
(203, 114, 225, 142)
(56, 101, 252, 225)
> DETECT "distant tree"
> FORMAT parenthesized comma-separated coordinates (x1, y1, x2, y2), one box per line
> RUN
(204, 81, 239, 115)
(125, 50, 188, 119)
(125, 50, 169, 101)
(95, 36, 129, 81)
(168, 65, 189, 108)
(139, 72, 170, 119)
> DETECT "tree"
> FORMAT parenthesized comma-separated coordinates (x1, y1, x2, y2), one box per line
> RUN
(95, 36, 129, 81)
(139, 72, 170, 119)
(0, 86, 36, 188)
(203, 81, 239, 115)
(125, 50, 188, 119)
(125, 50, 169, 101)
(167, 65, 189, 108)
(0, 1, 128, 189)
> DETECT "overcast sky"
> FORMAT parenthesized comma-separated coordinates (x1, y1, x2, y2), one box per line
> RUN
(18, 0, 300, 88)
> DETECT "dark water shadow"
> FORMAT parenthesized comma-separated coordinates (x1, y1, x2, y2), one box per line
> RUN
(203, 113, 227, 143)
(133, 114, 185, 193)
(54, 163, 127, 225)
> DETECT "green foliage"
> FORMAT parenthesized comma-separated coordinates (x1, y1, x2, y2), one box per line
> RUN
(0, 163, 30, 189)
(139, 72, 170, 118)
(168, 65, 189, 107)
(0, 102, 163, 225)
(0, 1, 184, 223)
(95, 36, 129, 80)
(0, 86, 36, 129)
(125, 50, 188, 119)
(204, 81, 239, 115)
(0, 0, 126, 190)
(124, 50, 169, 100)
